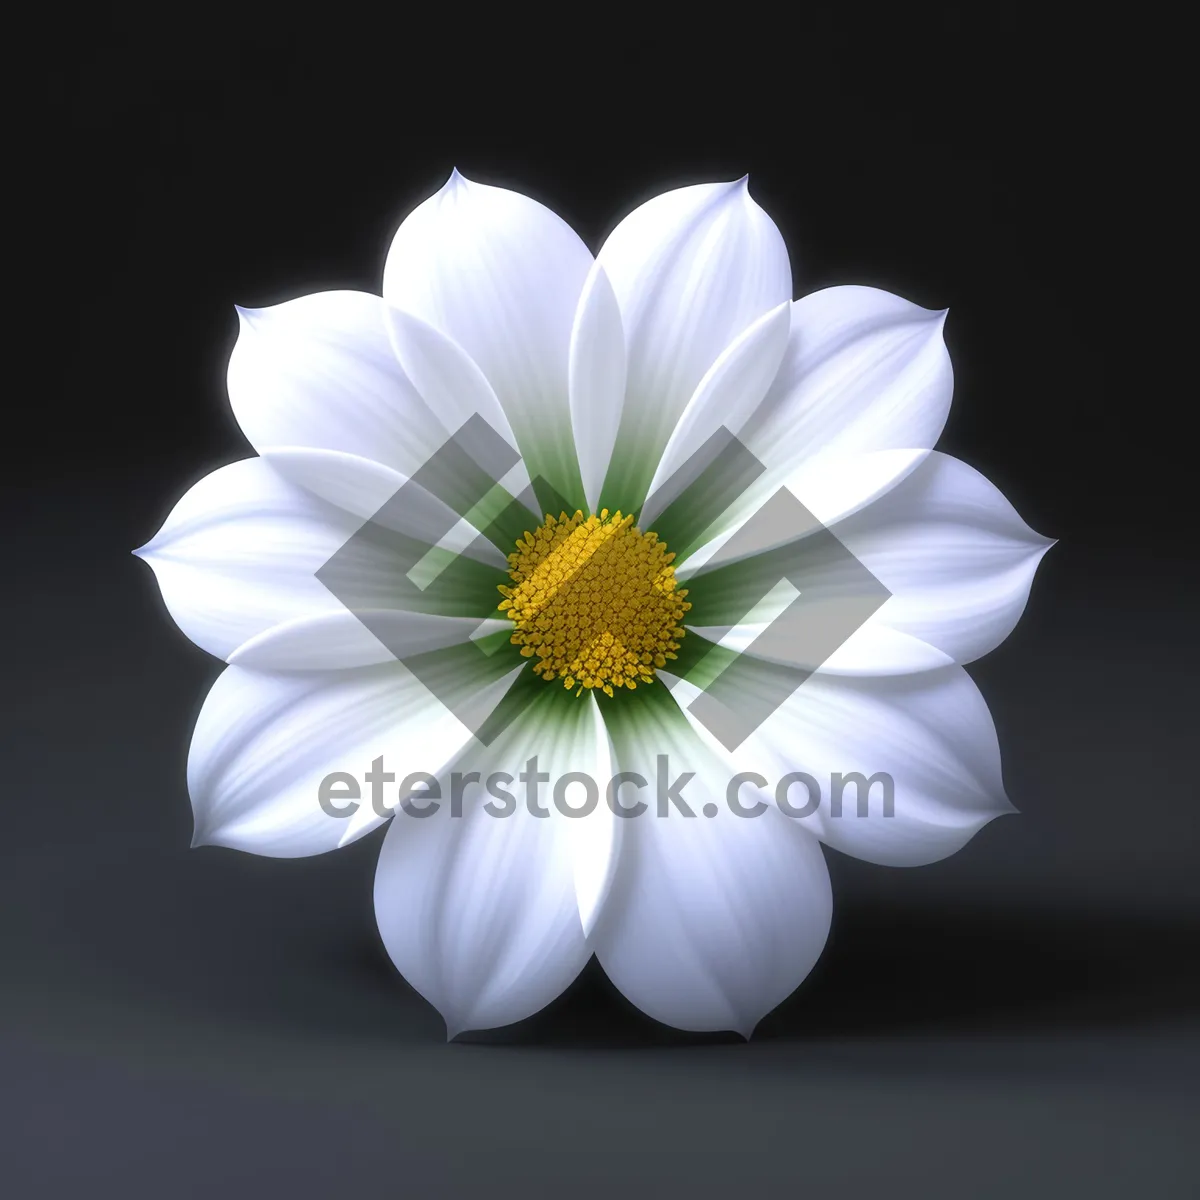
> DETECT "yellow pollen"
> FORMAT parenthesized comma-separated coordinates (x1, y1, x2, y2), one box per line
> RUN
(498, 509, 690, 697)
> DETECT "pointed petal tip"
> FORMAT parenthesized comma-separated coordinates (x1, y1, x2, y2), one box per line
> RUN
(234, 304, 261, 328)
(1018, 529, 1058, 557)
(190, 814, 224, 849)
(990, 790, 1019, 818)
(717, 175, 751, 202)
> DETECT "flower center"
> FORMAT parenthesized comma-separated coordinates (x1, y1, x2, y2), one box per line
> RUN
(498, 509, 690, 697)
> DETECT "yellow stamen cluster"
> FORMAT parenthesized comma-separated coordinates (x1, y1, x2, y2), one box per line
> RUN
(498, 509, 690, 697)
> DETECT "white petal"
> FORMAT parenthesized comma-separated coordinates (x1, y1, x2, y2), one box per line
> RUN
(781, 447, 934, 533)
(677, 448, 930, 580)
(596, 178, 792, 504)
(383, 306, 526, 478)
(373, 693, 615, 1036)
(675, 453, 1049, 684)
(813, 626, 956, 675)
(673, 284, 952, 557)
(557, 696, 619, 939)
(229, 612, 510, 671)
(188, 662, 473, 856)
(229, 293, 528, 533)
(568, 263, 626, 512)
(641, 300, 792, 524)
(691, 611, 955, 677)
(382, 170, 593, 502)
(746, 285, 952, 474)
(135, 458, 380, 663)
(593, 692, 831, 1036)
(672, 664, 1012, 868)
(259, 445, 512, 589)
(136, 457, 498, 668)
(260, 447, 409, 526)
(228, 291, 451, 488)
(829, 452, 1055, 664)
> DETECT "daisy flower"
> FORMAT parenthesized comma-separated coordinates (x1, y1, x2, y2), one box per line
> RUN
(137, 171, 1052, 1036)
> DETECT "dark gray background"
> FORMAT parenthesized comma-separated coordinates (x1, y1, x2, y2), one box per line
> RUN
(7, 12, 1195, 1197)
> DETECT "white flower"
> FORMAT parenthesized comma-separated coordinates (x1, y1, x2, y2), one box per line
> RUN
(137, 170, 1053, 1038)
